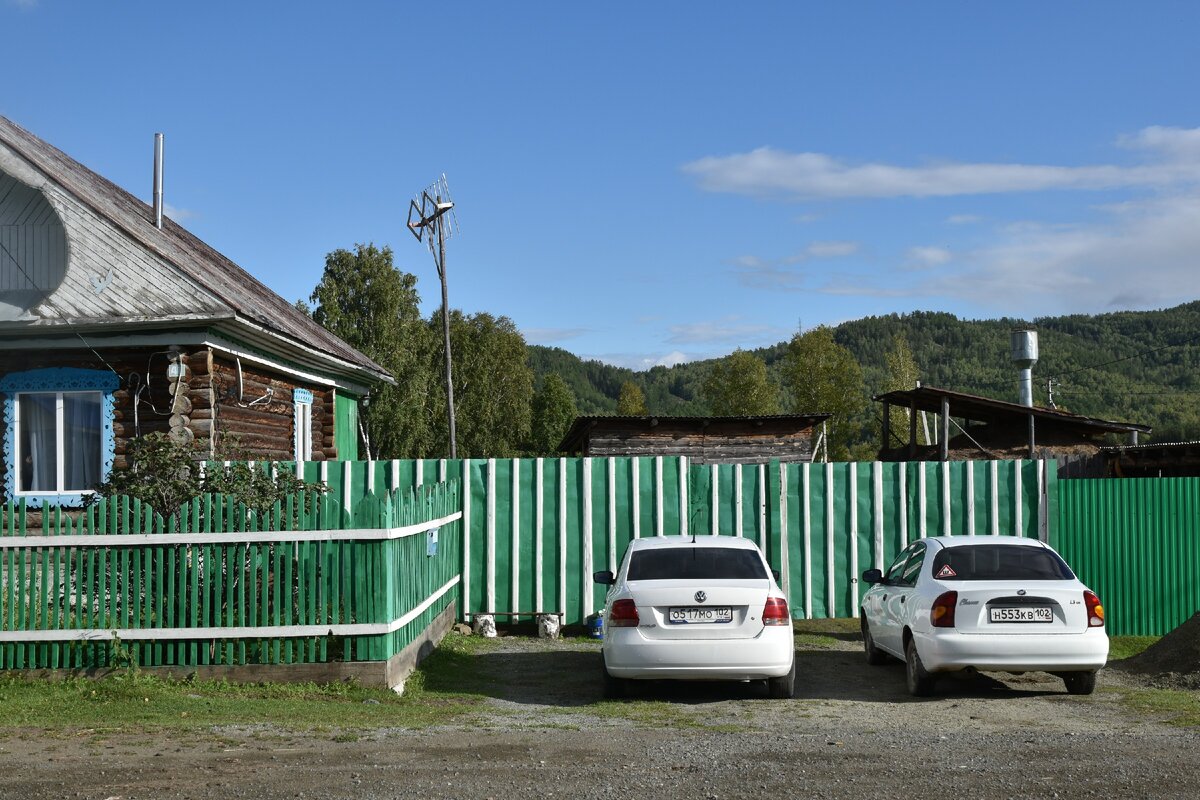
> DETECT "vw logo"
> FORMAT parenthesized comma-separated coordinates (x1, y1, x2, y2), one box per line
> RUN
(694, 590, 707, 603)
(1017, 589, 1027, 596)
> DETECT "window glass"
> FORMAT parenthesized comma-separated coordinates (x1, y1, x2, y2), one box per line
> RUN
(900, 543, 926, 586)
(18, 394, 57, 492)
(628, 547, 768, 581)
(63, 393, 101, 491)
(882, 549, 909, 584)
(931, 545, 1075, 581)
(294, 402, 313, 461)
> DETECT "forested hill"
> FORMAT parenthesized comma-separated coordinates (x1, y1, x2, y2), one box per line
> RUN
(528, 300, 1200, 441)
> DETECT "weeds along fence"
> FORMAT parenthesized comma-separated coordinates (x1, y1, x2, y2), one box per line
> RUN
(265, 457, 1053, 627)
(0, 482, 461, 671)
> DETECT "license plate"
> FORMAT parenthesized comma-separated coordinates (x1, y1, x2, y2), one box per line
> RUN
(668, 606, 733, 624)
(989, 606, 1053, 623)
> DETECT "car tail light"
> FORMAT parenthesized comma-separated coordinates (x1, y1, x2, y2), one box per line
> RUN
(608, 599, 639, 627)
(1084, 591, 1105, 627)
(931, 591, 958, 628)
(762, 596, 790, 626)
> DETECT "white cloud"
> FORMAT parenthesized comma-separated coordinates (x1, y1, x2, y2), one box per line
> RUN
(946, 214, 982, 225)
(681, 127, 1200, 200)
(585, 350, 702, 370)
(906, 246, 953, 268)
(524, 327, 589, 345)
(6, 0, 39, 8)
(163, 203, 197, 222)
(802, 240, 859, 258)
(666, 317, 789, 345)
(653, 350, 691, 368)
(731, 240, 858, 290)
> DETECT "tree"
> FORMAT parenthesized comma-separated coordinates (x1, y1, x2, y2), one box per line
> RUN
(530, 373, 578, 454)
(780, 326, 867, 460)
(428, 310, 533, 457)
(881, 332, 927, 448)
(616, 381, 649, 415)
(310, 244, 433, 458)
(703, 349, 780, 415)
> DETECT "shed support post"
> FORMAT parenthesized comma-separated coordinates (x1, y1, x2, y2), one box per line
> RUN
(908, 400, 918, 458)
(939, 397, 950, 462)
(1028, 413, 1036, 459)
(882, 401, 891, 452)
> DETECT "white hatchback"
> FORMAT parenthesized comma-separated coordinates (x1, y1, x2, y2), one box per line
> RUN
(860, 536, 1108, 696)
(595, 536, 796, 698)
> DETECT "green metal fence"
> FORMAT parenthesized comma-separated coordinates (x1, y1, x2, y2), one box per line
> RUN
(273, 457, 1052, 626)
(0, 482, 461, 670)
(1054, 478, 1200, 636)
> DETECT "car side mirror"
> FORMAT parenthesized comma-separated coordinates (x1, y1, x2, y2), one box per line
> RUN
(593, 570, 615, 586)
(862, 568, 884, 586)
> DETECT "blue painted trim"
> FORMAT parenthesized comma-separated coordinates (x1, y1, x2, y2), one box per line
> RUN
(293, 388, 313, 404)
(2, 367, 118, 508)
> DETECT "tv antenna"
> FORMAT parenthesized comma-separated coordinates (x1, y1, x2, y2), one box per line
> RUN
(407, 173, 460, 459)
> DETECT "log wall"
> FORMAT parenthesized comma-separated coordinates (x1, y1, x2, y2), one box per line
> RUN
(582, 420, 817, 464)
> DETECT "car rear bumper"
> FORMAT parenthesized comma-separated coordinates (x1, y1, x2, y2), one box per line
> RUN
(915, 628, 1109, 673)
(603, 626, 795, 680)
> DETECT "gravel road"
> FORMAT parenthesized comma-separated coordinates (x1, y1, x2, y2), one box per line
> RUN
(2, 629, 1197, 800)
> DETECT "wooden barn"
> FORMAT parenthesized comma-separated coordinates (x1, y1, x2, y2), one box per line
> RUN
(0, 116, 392, 507)
(557, 414, 832, 465)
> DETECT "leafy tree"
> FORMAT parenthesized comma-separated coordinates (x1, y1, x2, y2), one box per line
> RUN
(428, 310, 533, 457)
(90, 433, 325, 519)
(310, 244, 433, 458)
(780, 326, 867, 460)
(530, 373, 578, 454)
(617, 381, 649, 415)
(703, 349, 780, 415)
(880, 332, 927, 448)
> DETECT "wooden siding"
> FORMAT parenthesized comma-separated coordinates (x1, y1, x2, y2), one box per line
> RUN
(0, 346, 336, 496)
(581, 420, 817, 465)
(0, 171, 67, 294)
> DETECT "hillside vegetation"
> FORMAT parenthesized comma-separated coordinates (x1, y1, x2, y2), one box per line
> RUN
(529, 301, 1200, 443)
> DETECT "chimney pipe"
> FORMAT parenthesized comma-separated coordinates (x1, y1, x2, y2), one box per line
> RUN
(153, 133, 164, 229)
(1010, 329, 1039, 407)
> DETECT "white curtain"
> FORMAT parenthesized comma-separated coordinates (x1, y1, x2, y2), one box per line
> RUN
(18, 394, 56, 492)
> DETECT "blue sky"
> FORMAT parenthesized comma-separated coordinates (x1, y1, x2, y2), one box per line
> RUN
(4, 2, 1200, 368)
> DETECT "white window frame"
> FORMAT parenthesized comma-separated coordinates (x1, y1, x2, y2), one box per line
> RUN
(13, 390, 104, 496)
(294, 398, 313, 462)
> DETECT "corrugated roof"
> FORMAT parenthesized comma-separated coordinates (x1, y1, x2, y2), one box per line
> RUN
(0, 115, 390, 385)
(873, 386, 1151, 435)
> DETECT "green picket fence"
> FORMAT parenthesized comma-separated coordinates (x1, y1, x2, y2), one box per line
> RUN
(1055, 477, 1200, 636)
(263, 457, 1052, 626)
(0, 482, 461, 670)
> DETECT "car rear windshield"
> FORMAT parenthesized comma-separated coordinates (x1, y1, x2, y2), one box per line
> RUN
(627, 547, 769, 581)
(931, 545, 1075, 581)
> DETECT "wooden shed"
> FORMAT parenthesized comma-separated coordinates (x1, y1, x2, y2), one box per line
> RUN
(557, 414, 831, 465)
(0, 116, 393, 507)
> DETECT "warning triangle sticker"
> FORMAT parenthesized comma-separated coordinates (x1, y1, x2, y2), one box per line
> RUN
(936, 565, 957, 579)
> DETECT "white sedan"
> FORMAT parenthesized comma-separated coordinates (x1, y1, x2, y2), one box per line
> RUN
(860, 536, 1108, 696)
(594, 536, 796, 698)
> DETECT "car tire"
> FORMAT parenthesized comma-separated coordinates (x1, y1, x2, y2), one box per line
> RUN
(767, 657, 796, 699)
(861, 616, 888, 665)
(1062, 670, 1098, 696)
(905, 637, 936, 697)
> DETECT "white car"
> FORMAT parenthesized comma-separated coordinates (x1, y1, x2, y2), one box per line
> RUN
(594, 536, 796, 698)
(860, 536, 1108, 697)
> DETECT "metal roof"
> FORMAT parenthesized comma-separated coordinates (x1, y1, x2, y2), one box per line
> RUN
(558, 413, 832, 453)
(873, 385, 1151, 435)
(0, 115, 392, 387)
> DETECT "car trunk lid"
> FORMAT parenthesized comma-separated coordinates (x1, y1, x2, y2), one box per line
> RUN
(627, 579, 772, 640)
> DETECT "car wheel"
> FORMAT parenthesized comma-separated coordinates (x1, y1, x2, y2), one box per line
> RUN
(904, 637, 936, 697)
(861, 616, 888, 665)
(1062, 670, 1098, 696)
(767, 657, 796, 699)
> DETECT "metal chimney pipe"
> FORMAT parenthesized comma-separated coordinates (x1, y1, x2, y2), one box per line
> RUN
(153, 133, 164, 229)
(1010, 329, 1039, 407)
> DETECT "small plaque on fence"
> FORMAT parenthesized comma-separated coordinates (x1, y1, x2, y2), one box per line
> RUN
(427, 527, 439, 557)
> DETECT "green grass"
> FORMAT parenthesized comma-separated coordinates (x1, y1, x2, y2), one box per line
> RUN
(1120, 688, 1200, 727)
(792, 617, 861, 649)
(1107, 636, 1160, 662)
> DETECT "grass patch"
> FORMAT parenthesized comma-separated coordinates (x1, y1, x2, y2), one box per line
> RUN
(792, 617, 861, 649)
(1120, 688, 1200, 727)
(1107, 636, 1160, 662)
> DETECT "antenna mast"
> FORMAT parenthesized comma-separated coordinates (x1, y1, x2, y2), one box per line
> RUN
(407, 174, 460, 459)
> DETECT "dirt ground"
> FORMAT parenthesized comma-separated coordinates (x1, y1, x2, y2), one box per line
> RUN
(2, 629, 1198, 800)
